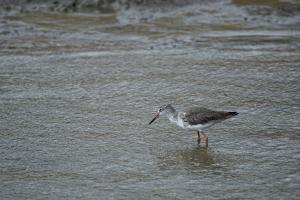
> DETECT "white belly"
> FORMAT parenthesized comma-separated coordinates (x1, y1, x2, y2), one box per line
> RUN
(169, 114, 219, 131)
(186, 121, 216, 131)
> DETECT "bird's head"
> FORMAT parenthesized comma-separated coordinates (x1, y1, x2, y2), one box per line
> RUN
(149, 104, 175, 125)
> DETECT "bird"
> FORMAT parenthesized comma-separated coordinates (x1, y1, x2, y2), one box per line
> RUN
(149, 104, 238, 147)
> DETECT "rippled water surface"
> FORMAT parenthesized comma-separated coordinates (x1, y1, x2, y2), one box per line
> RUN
(1, 1, 300, 199)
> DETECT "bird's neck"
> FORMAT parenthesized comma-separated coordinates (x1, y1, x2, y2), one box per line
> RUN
(166, 108, 178, 123)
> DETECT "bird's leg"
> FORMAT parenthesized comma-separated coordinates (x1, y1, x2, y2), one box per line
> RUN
(204, 132, 208, 148)
(196, 130, 201, 144)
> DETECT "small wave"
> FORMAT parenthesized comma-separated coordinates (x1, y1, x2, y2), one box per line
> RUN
(0, 0, 199, 15)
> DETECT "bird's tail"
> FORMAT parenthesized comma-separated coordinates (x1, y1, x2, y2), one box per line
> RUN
(229, 112, 238, 116)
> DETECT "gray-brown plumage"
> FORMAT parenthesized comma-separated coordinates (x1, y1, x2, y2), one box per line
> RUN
(149, 104, 238, 147)
(184, 107, 238, 125)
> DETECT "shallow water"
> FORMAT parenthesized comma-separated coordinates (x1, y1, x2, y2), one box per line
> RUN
(1, 1, 300, 199)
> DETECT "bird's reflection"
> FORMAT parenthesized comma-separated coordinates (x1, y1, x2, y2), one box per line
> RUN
(175, 146, 215, 168)
(158, 146, 217, 171)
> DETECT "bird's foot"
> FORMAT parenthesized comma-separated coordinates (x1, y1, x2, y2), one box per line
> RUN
(204, 133, 208, 148)
(196, 130, 201, 145)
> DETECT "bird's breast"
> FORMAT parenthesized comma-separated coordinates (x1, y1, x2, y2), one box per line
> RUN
(175, 113, 188, 128)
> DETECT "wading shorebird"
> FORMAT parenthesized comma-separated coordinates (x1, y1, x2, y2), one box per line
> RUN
(149, 104, 238, 147)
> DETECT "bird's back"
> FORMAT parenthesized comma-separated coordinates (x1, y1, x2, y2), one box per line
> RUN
(184, 107, 238, 125)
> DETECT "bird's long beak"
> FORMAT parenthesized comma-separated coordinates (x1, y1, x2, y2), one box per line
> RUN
(149, 112, 159, 125)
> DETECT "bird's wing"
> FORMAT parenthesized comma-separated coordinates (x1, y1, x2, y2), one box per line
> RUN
(184, 107, 232, 125)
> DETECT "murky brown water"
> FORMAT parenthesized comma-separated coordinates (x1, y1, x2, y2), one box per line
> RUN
(1, 1, 300, 199)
